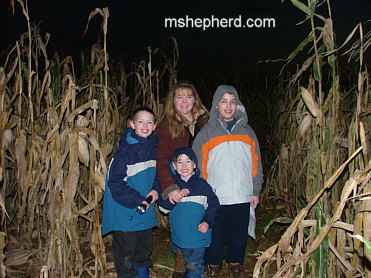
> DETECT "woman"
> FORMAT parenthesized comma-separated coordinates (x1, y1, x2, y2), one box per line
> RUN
(155, 80, 208, 278)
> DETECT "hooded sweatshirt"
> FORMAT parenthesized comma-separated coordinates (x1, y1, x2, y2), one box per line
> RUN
(102, 128, 161, 235)
(192, 85, 264, 205)
(158, 147, 220, 249)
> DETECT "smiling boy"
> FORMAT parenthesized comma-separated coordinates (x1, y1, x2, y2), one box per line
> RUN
(102, 107, 161, 278)
(193, 85, 264, 277)
(159, 147, 220, 278)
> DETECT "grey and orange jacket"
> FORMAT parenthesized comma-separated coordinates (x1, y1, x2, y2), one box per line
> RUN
(192, 85, 263, 206)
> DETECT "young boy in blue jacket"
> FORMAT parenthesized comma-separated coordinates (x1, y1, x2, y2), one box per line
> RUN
(102, 107, 161, 278)
(159, 147, 220, 278)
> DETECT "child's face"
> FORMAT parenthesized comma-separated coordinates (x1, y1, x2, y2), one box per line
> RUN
(173, 154, 196, 179)
(217, 93, 237, 121)
(129, 111, 156, 138)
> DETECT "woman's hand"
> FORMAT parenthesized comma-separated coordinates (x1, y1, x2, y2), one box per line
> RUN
(195, 108, 206, 119)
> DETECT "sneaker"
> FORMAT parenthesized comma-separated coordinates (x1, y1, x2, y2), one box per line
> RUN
(228, 263, 242, 278)
(205, 265, 220, 278)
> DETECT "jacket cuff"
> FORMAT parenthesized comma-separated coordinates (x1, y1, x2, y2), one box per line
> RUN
(253, 188, 261, 196)
(161, 184, 180, 199)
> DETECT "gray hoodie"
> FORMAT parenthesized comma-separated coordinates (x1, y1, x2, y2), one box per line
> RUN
(192, 85, 263, 239)
(193, 85, 263, 203)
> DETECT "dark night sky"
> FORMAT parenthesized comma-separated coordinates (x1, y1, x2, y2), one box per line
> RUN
(0, 0, 370, 77)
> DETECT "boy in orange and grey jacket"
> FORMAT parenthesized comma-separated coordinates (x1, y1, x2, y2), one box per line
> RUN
(192, 85, 263, 277)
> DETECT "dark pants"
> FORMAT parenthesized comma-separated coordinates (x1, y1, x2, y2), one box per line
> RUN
(204, 203, 250, 266)
(113, 229, 153, 278)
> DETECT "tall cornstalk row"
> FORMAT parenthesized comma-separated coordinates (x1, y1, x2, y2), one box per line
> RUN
(0, 3, 176, 277)
(256, 0, 370, 277)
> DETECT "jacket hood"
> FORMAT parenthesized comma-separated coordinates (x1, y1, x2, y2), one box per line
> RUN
(170, 147, 201, 180)
(210, 85, 248, 123)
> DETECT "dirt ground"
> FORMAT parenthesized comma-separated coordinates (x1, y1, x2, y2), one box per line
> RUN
(148, 203, 285, 278)
(5, 203, 285, 277)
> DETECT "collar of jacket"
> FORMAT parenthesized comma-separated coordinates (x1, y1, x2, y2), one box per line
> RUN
(120, 127, 159, 147)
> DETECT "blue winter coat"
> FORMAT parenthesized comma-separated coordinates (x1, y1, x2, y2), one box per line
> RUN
(158, 147, 220, 248)
(102, 128, 160, 235)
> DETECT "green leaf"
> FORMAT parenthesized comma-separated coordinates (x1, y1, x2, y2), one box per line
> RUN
(291, 54, 315, 83)
(314, 204, 329, 278)
(350, 235, 371, 254)
(280, 36, 312, 75)
(309, 0, 319, 16)
(327, 55, 335, 72)
(312, 56, 321, 81)
(323, 128, 331, 150)
(290, 0, 312, 15)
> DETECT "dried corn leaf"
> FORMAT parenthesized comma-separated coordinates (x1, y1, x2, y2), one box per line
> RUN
(300, 87, 320, 118)
(76, 115, 90, 128)
(78, 133, 89, 167)
(253, 244, 278, 278)
(5, 249, 39, 267)
(273, 167, 368, 277)
(264, 217, 293, 234)
(298, 114, 312, 136)
(0, 192, 9, 219)
(1, 129, 13, 149)
(62, 132, 80, 221)
(280, 144, 289, 162)
(92, 170, 105, 192)
(359, 121, 368, 162)
(14, 130, 27, 189)
(0, 232, 5, 278)
(90, 221, 107, 274)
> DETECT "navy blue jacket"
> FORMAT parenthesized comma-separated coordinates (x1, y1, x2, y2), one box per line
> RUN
(102, 128, 160, 235)
(159, 147, 220, 248)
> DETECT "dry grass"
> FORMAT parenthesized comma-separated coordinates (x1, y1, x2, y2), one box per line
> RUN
(0, 2, 176, 277)
(0, 1, 370, 277)
(257, 1, 370, 277)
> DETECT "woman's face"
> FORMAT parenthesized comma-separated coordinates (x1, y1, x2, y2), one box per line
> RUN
(174, 87, 195, 117)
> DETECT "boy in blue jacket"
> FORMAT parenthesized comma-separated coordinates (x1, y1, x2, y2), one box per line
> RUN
(159, 147, 220, 278)
(102, 107, 161, 278)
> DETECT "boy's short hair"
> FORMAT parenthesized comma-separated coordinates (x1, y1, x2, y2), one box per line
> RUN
(130, 107, 157, 122)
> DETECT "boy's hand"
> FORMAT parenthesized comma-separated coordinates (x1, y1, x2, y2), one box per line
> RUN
(168, 190, 182, 204)
(251, 196, 259, 209)
(198, 222, 209, 233)
(179, 189, 190, 197)
(147, 190, 158, 203)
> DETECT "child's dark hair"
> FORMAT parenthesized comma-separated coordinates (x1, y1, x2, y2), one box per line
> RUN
(130, 107, 157, 122)
(174, 153, 193, 162)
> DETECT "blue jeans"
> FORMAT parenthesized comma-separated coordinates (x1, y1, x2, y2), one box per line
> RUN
(181, 247, 205, 277)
